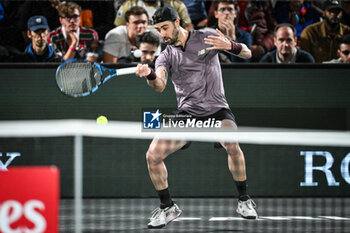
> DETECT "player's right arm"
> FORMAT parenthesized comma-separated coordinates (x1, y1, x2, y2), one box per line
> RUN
(135, 64, 168, 93)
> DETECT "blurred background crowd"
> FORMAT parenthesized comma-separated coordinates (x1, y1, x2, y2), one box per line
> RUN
(0, 0, 349, 64)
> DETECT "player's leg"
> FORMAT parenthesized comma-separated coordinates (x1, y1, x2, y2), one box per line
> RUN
(146, 138, 187, 199)
(221, 119, 246, 181)
(220, 119, 258, 219)
(146, 138, 187, 228)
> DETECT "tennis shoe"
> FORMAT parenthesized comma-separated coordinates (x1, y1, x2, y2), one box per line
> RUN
(236, 198, 258, 219)
(148, 203, 182, 228)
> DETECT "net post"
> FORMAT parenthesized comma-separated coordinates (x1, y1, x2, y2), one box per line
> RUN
(74, 134, 83, 233)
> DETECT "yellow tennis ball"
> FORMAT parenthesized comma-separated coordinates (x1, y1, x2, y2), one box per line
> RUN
(96, 115, 108, 125)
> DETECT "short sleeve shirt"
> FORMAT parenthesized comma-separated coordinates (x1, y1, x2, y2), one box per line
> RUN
(156, 29, 229, 117)
(103, 26, 131, 59)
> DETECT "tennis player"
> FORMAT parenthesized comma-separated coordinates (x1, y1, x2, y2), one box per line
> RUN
(135, 5, 257, 229)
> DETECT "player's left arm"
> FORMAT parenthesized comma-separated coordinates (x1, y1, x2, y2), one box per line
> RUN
(204, 28, 251, 59)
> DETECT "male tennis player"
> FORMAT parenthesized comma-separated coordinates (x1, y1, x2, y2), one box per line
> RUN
(135, 5, 257, 229)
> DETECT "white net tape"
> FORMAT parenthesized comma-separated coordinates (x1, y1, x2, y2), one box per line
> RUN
(0, 120, 349, 146)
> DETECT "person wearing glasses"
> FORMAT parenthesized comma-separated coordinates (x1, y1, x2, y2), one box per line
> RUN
(208, 0, 252, 63)
(23, 16, 61, 62)
(324, 34, 350, 63)
(103, 6, 149, 63)
(47, 1, 99, 62)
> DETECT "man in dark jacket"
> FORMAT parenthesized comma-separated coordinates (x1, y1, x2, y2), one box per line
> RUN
(260, 23, 315, 63)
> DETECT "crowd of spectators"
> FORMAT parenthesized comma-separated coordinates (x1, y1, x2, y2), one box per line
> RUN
(0, 0, 349, 64)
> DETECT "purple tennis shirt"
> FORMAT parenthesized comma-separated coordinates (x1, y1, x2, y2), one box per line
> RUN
(156, 29, 229, 117)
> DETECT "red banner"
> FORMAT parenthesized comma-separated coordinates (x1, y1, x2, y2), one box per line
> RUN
(0, 166, 59, 233)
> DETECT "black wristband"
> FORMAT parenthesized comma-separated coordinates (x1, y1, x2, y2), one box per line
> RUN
(146, 68, 156, 80)
(230, 41, 242, 55)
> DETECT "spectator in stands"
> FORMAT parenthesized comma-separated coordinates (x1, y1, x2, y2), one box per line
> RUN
(24, 16, 61, 62)
(260, 23, 315, 63)
(136, 31, 160, 63)
(209, 0, 251, 63)
(118, 31, 160, 63)
(308, 0, 350, 27)
(323, 33, 350, 63)
(275, 0, 321, 39)
(48, 2, 99, 62)
(17, 0, 62, 45)
(103, 6, 148, 63)
(114, 0, 193, 30)
(300, 0, 350, 63)
(182, 0, 208, 29)
(244, 0, 278, 61)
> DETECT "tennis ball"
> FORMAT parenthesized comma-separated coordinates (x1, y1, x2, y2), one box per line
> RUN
(133, 49, 142, 58)
(96, 115, 108, 125)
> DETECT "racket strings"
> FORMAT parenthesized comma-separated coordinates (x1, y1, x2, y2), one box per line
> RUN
(57, 62, 102, 97)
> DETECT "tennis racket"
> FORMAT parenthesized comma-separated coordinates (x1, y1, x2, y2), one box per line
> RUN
(56, 59, 137, 97)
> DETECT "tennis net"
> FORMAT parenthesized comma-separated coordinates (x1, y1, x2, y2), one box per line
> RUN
(0, 120, 349, 233)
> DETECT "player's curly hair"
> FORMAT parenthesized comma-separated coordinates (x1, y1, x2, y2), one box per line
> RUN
(58, 2, 82, 17)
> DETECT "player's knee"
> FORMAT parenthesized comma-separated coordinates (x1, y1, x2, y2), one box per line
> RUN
(146, 147, 163, 165)
(224, 142, 240, 155)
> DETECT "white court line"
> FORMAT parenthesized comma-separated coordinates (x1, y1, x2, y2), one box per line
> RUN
(319, 216, 350, 220)
(261, 216, 323, 220)
(207, 216, 350, 221)
(259, 216, 291, 220)
(209, 217, 242, 221)
(209, 217, 264, 221)
(173, 217, 202, 221)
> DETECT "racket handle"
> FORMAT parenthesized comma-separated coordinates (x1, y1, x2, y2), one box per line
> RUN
(117, 67, 137, 76)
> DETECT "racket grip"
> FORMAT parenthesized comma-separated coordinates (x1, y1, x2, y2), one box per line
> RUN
(117, 67, 137, 75)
